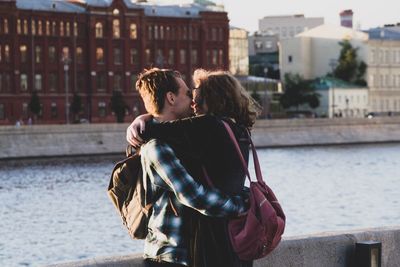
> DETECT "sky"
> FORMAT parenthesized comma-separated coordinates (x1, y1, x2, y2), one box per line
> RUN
(156, 0, 400, 33)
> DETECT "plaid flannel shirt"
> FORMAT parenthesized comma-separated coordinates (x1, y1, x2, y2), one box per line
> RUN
(141, 139, 247, 266)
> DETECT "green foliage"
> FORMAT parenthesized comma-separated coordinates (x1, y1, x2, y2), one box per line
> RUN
(29, 91, 41, 116)
(333, 40, 367, 86)
(110, 90, 128, 123)
(279, 73, 320, 109)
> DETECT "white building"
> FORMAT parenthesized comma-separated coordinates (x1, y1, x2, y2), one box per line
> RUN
(279, 24, 369, 81)
(229, 26, 249, 75)
(313, 77, 369, 118)
(258, 14, 324, 39)
(366, 26, 400, 114)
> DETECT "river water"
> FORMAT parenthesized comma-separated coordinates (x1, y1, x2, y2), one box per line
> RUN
(1, 143, 399, 267)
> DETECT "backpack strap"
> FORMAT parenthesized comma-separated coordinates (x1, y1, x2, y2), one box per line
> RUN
(220, 120, 264, 183)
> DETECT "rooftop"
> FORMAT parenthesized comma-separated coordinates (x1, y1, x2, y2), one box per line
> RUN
(367, 26, 400, 40)
(297, 24, 368, 41)
(13, 0, 223, 16)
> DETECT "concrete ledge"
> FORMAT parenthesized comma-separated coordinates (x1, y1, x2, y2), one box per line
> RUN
(46, 226, 400, 267)
(1, 118, 400, 159)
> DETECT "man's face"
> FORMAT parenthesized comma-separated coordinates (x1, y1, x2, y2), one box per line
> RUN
(173, 77, 194, 119)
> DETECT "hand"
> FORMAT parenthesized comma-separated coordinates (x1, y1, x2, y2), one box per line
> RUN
(126, 113, 153, 148)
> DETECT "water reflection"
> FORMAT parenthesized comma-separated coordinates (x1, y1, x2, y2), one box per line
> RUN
(1, 144, 400, 266)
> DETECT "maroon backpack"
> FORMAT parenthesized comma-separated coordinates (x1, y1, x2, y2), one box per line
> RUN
(221, 121, 286, 260)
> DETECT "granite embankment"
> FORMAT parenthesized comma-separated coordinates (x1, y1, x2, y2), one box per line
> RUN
(46, 226, 400, 267)
(1, 117, 400, 159)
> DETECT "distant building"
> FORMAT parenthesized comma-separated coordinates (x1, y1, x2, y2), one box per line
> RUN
(340, 9, 353, 28)
(366, 25, 400, 114)
(258, 14, 324, 39)
(312, 77, 369, 118)
(0, 0, 229, 125)
(229, 26, 249, 76)
(279, 24, 368, 80)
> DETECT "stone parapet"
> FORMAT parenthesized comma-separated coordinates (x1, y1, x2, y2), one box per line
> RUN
(46, 226, 400, 267)
(1, 117, 400, 159)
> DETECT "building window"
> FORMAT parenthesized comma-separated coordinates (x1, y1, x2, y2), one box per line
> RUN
(218, 49, 223, 65)
(35, 74, 42, 91)
(20, 74, 28, 91)
(2, 73, 10, 92)
(113, 8, 120, 15)
(191, 49, 198, 65)
(4, 19, 9, 34)
(212, 49, 218, 65)
(38, 21, 43, 35)
(182, 26, 188, 40)
(77, 73, 85, 92)
(31, 20, 36, 35)
(74, 22, 78, 36)
(206, 50, 210, 65)
(160, 26, 164, 39)
(154, 25, 159, 40)
(145, 49, 151, 64)
(155, 49, 163, 66)
(0, 104, 4, 120)
(60, 21, 64, 36)
(166, 26, 170, 39)
(0, 45, 2, 62)
(130, 48, 138, 65)
(98, 102, 106, 117)
(5, 45, 10, 63)
(46, 21, 50, 35)
(219, 28, 223, 41)
(76, 47, 83, 64)
(49, 73, 57, 91)
(114, 74, 122, 91)
(35, 46, 42, 63)
(20, 45, 27, 63)
(95, 22, 103, 38)
(211, 28, 217, 41)
(66, 22, 70, 36)
(51, 103, 58, 118)
(48, 46, 56, 63)
(96, 48, 104, 64)
(288, 55, 293, 63)
(168, 49, 174, 65)
(114, 48, 122, 65)
(130, 74, 137, 91)
(96, 73, 106, 91)
(17, 19, 21, 34)
(22, 103, 28, 117)
(23, 20, 28, 35)
(113, 19, 120, 38)
(148, 26, 153, 40)
(52, 21, 56, 36)
(62, 47, 70, 60)
(130, 23, 137, 39)
(180, 49, 186, 64)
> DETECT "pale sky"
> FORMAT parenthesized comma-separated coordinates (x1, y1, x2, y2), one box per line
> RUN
(155, 0, 400, 33)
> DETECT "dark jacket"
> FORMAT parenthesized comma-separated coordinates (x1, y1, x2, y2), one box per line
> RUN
(142, 114, 252, 267)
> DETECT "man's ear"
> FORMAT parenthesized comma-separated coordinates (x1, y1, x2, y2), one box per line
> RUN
(166, 91, 175, 105)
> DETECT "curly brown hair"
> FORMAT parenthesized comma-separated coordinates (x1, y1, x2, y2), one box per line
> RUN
(193, 69, 262, 129)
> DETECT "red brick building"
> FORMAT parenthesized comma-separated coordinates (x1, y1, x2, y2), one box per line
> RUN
(0, 0, 229, 125)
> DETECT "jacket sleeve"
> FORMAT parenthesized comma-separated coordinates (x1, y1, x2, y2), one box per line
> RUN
(141, 139, 247, 217)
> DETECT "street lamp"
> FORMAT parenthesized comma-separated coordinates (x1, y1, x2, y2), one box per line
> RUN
(62, 55, 71, 124)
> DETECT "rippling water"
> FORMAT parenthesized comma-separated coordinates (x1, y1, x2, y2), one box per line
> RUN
(1, 143, 400, 267)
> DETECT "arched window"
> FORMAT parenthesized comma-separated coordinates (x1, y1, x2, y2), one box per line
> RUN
(95, 22, 103, 38)
(113, 19, 120, 38)
(130, 23, 137, 39)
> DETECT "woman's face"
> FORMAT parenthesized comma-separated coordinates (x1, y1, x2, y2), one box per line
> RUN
(191, 87, 208, 115)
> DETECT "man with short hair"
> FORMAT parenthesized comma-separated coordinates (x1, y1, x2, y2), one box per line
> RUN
(136, 68, 246, 267)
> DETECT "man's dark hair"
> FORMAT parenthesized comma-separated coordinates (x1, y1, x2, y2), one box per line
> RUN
(136, 68, 181, 115)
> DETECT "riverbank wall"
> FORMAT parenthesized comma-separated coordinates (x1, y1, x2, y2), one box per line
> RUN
(46, 226, 400, 267)
(1, 117, 400, 159)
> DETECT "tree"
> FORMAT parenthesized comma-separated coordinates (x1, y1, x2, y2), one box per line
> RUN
(70, 93, 82, 123)
(333, 40, 367, 86)
(29, 90, 41, 120)
(279, 73, 320, 110)
(110, 90, 128, 123)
